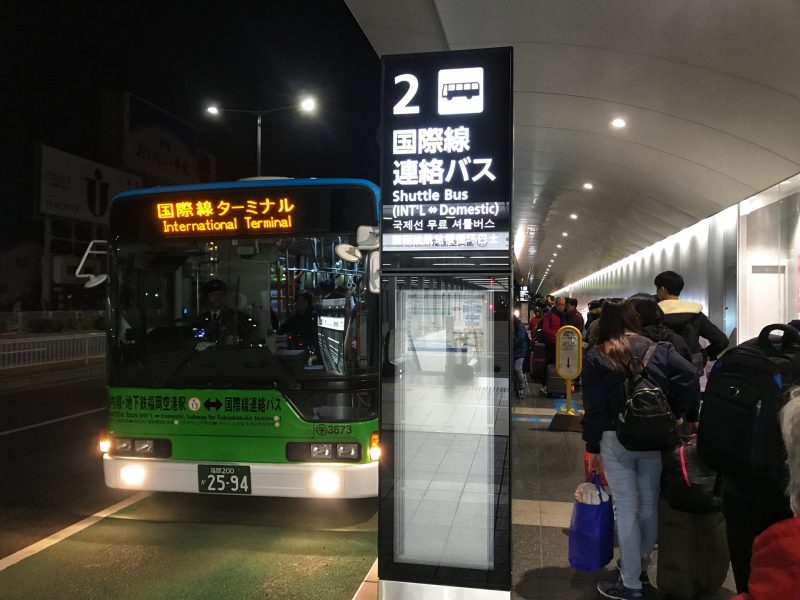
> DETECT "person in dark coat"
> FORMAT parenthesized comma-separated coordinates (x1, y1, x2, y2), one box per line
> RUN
(563, 297, 585, 331)
(513, 315, 530, 398)
(277, 292, 319, 353)
(583, 300, 699, 600)
(199, 279, 256, 344)
(654, 271, 729, 370)
(732, 389, 800, 599)
(629, 293, 699, 421)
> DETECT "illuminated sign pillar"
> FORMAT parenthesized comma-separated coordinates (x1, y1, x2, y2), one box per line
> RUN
(378, 48, 513, 600)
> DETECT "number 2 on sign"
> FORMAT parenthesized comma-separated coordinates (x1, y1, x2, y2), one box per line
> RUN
(393, 74, 420, 114)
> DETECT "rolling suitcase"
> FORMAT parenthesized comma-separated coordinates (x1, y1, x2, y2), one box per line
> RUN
(530, 341, 546, 383)
(656, 498, 729, 599)
(545, 364, 568, 396)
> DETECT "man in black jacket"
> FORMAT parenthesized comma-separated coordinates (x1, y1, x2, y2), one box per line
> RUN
(654, 271, 729, 371)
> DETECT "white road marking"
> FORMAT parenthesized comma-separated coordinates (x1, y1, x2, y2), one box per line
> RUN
(0, 491, 150, 572)
(0, 407, 106, 436)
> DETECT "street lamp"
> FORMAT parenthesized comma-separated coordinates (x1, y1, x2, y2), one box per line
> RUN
(205, 95, 317, 177)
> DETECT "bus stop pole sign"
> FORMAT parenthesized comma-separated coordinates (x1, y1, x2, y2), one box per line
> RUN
(555, 326, 583, 415)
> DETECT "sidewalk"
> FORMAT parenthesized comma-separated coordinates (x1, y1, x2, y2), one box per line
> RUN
(510, 386, 737, 599)
(0, 359, 105, 394)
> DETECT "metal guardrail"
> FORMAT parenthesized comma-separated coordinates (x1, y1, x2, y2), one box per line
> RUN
(0, 333, 106, 369)
(0, 311, 104, 334)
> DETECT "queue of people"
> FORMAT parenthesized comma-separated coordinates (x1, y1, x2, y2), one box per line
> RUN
(526, 270, 799, 598)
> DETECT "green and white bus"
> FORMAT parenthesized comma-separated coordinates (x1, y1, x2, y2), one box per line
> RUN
(94, 178, 381, 498)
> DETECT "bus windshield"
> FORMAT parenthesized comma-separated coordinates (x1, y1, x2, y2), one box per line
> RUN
(108, 233, 378, 421)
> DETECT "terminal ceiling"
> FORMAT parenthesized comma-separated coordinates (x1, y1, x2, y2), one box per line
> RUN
(346, 0, 800, 292)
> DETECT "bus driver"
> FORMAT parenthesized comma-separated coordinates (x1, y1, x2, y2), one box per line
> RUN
(200, 279, 255, 344)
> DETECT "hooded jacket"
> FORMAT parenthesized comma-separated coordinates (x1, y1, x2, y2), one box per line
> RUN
(581, 335, 700, 453)
(659, 299, 729, 364)
(732, 516, 800, 600)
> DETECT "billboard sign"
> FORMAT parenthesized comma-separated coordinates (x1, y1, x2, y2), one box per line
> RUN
(39, 145, 141, 224)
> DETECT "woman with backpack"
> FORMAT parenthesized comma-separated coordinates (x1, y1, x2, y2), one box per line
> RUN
(582, 300, 700, 600)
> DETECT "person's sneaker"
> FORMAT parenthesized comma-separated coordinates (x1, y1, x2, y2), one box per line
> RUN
(597, 578, 643, 600)
(615, 561, 653, 589)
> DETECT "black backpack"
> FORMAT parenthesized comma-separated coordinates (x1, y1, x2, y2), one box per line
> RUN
(615, 344, 680, 451)
(697, 324, 797, 496)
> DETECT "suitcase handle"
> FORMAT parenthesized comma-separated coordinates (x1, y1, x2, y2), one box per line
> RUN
(758, 323, 800, 349)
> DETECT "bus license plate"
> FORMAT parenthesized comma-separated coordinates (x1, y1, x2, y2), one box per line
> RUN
(198, 465, 251, 495)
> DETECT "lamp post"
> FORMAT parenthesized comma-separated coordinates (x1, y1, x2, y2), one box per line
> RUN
(206, 96, 316, 177)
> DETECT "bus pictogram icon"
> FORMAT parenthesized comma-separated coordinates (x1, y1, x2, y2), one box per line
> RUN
(438, 67, 484, 115)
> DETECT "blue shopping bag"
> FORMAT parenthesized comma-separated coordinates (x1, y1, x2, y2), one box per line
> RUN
(568, 472, 614, 572)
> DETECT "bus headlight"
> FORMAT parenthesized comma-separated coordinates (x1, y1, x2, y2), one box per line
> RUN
(120, 465, 146, 486)
(368, 432, 381, 461)
(336, 443, 359, 459)
(99, 438, 111, 453)
(311, 470, 341, 495)
(115, 438, 132, 453)
(310, 443, 332, 458)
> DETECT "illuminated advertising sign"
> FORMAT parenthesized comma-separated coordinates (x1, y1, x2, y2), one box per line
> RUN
(109, 183, 377, 243)
(380, 48, 512, 268)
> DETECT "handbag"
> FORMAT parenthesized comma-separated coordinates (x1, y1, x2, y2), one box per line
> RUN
(568, 472, 614, 572)
(662, 434, 721, 514)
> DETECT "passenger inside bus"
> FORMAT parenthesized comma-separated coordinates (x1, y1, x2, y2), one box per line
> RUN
(276, 292, 319, 353)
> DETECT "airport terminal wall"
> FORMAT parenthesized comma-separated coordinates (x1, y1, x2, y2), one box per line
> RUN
(555, 178, 800, 346)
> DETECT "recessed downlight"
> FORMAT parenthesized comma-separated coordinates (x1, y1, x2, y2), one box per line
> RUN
(553, 253, 557, 256)
(611, 118, 626, 128)
(583, 182, 593, 190)
(557, 244, 562, 248)
(562, 232, 568, 237)
(570, 213, 578, 219)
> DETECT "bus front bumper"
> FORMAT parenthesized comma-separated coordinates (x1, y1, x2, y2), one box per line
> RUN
(103, 454, 378, 498)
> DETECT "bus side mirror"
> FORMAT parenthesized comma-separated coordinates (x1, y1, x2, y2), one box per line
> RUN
(75, 239, 108, 289)
(367, 251, 380, 294)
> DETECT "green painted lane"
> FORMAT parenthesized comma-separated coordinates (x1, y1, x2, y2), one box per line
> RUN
(1, 493, 377, 600)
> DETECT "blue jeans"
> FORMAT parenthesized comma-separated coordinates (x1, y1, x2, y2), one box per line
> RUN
(600, 430, 661, 590)
(513, 357, 526, 392)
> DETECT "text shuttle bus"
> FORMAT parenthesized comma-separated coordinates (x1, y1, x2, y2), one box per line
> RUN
(96, 178, 381, 498)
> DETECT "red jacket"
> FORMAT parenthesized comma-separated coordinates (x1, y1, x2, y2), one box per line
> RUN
(732, 516, 800, 600)
(541, 310, 562, 344)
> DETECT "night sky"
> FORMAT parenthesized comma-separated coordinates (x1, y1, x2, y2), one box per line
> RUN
(1, 1, 381, 245)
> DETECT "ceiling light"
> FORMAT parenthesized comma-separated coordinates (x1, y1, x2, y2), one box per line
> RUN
(583, 182, 593, 190)
(557, 244, 562, 248)
(570, 213, 578, 219)
(550, 259, 554, 263)
(611, 118, 626, 128)
(562, 232, 568, 237)
(553, 253, 557, 256)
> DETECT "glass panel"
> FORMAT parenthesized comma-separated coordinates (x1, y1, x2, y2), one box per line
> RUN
(738, 177, 800, 341)
(389, 275, 510, 571)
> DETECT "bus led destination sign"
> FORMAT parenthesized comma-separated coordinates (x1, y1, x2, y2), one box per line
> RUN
(156, 196, 296, 236)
